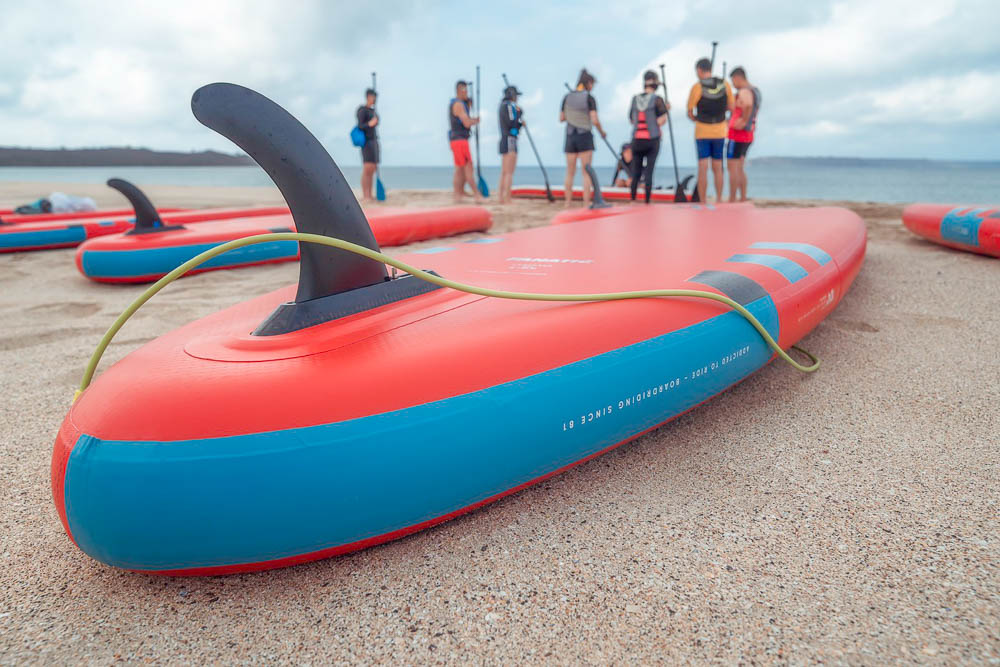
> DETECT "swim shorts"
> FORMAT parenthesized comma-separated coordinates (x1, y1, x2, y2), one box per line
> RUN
(450, 139, 472, 167)
(696, 137, 725, 160)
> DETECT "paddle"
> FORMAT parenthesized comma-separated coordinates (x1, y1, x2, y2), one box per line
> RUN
(474, 66, 489, 197)
(722, 61, 727, 80)
(564, 82, 621, 185)
(372, 72, 386, 201)
(710, 41, 718, 70)
(658, 64, 687, 203)
(503, 73, 555, 202)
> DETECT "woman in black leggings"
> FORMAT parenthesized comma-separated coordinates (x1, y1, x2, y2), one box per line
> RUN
(627, 71, 669, 203)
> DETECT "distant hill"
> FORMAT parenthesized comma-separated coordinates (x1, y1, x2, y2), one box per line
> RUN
(0, 147, 254, 167)
(750, 156, 1000, 168)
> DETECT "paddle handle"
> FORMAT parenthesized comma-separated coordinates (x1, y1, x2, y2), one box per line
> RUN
(659, 63, 682, 191)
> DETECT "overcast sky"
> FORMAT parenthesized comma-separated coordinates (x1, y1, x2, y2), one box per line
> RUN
(2, 0, 998, 167)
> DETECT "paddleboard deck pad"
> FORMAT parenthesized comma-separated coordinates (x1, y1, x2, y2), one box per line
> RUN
(54, 204, 865, 575)
(902, 204, 1000, 257)
(75, 206, 492, 283)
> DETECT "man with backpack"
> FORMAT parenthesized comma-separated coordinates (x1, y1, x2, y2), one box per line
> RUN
(687, 58, 734, 203)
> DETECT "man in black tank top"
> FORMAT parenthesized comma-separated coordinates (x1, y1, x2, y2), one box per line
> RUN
(356, 88, 379, 202)
(448, 80, 482, 203)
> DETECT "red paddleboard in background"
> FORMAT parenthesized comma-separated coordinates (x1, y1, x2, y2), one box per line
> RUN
(902, 204, 1000, 258)
(76, 206, 493, 283)
(0, 206, 290, 253)
(0, 206, 185, 225)
(551, 202, 754, 225)
(512, 184, 675, 202)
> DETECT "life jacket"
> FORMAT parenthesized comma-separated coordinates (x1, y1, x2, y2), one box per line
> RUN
(563, 90, 593, 133)
(499, 100, 520, 137)
(696, 77, 728, 124)
(448, 98, 471, 141)
(630, 93, 661, 140)
(744, 86, 762, 132)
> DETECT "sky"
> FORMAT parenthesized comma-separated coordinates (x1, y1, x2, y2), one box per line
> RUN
(1, 0, 998, 167)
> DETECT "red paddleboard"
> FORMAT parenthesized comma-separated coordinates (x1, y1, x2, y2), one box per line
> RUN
(0, 206, 290, 253)
(50, 82, 867, 576)
(512, 184, 675, 202)
(76, 206, 492, 283)
(0, 206, 184, 225)
(902, 204, 1000, 258)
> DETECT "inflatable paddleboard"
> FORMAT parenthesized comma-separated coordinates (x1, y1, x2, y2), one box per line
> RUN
(53, 83, 866, 575)
(0, 206, 183, 225)
(512, 185, 676, 202)
(76, 206, 492, 283)
(902, 204, 1000, 258)
(0, 179, 289, 253)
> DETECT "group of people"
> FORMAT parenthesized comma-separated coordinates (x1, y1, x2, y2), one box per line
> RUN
(353, 58, 761, 205)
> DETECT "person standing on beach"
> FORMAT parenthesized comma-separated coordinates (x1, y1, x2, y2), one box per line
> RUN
(560, 69, 607, 207)
(687, 58, 734, 203)
(356, 88, 379, 203)
(628, 70, 669, 203)
(497, 84, 524, 204)
(449, 80, 482, 203)
(727, 66, 761, 202)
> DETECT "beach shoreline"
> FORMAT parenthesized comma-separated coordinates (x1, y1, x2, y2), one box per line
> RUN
(1, 184, 995, 663)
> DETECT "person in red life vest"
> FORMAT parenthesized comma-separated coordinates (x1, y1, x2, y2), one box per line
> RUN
(448, 80, 482, 203)
(687, 58, 734, 203)
(627, 70, 670, 203)
(560, 69, 607, 207)
(727, 66, 761, 202)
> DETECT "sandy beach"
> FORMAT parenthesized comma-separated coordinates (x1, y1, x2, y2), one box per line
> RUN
(1, 184, 997, 663)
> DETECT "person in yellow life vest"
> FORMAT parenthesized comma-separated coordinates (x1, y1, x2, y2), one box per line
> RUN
(687, 57, 734, 203)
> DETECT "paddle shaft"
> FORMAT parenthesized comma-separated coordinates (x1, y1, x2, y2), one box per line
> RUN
(503, 72, 554, 202)
(711, 41, 718, 70)
(659, 64, 682, 189)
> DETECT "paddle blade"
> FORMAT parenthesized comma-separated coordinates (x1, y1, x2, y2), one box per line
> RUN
(478, 175, 490, 197)
(376, 177, 386, 201)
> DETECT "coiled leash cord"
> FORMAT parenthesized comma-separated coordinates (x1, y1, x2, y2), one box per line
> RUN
(75, 232, 819, 402)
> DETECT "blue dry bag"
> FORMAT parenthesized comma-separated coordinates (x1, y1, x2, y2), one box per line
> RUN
(350, 126, 366, 148)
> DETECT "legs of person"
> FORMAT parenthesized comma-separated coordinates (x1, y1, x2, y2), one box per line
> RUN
(579, 150, 593, 207)
(361, 162, 375, 201)
(563, 153, 577, 207)
(463, 162, 481, 202)
(643, 140, 659, 203)
(712, 158, 724, 203)
(452, 165, 466, 202)
(629, 142, 643, 201)
(697, 158, 709, 202)
(739, 157, 748, 200)
(500, 152, 516, 204)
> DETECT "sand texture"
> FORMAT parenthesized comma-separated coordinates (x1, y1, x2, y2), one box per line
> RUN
(1, 186, 997, 664)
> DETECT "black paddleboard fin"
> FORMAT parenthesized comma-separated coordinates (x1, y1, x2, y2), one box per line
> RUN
(584, 164, 611, 209)
(108, 178, 185, 235)
(673, 174, 693, 203)
(190, 82, 439, 336)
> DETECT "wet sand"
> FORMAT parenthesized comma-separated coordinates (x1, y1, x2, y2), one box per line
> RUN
(1, 185, 997, 663)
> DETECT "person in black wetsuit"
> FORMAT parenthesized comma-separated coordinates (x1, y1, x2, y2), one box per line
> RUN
(613, 143, 634, 187)
(627, 70, 669, 203)
(356, 88, 379, 202)
(497, 84, 524, 204)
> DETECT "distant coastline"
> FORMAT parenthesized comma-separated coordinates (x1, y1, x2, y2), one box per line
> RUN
(0, 147, 253, 167)
(749, 156, 1000, 168)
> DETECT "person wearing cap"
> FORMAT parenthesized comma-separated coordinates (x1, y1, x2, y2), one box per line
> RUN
(356, 88, 379, 202)
(627, 70, 669, 203)
(497, 84, 524, 204)
(449, 80, 482, 203)
(560, 68, 607, 207)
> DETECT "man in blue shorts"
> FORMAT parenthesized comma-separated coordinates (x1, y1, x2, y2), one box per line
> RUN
(687, 58, 734, 203)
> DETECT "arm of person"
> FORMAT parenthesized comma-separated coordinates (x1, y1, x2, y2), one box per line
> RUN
(656, 96, 668, 126)
(726, 82, 735, 113)
(368, 112, 378, 128)
(686, 84, 700, 122)
(559, 94, 567, 124)
(732, 88, 752, 129)
(590, 110, 606, 138)
(453, 100, 479, 128)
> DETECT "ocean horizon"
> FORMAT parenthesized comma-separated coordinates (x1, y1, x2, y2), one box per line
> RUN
(0, 157, 996, 205)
